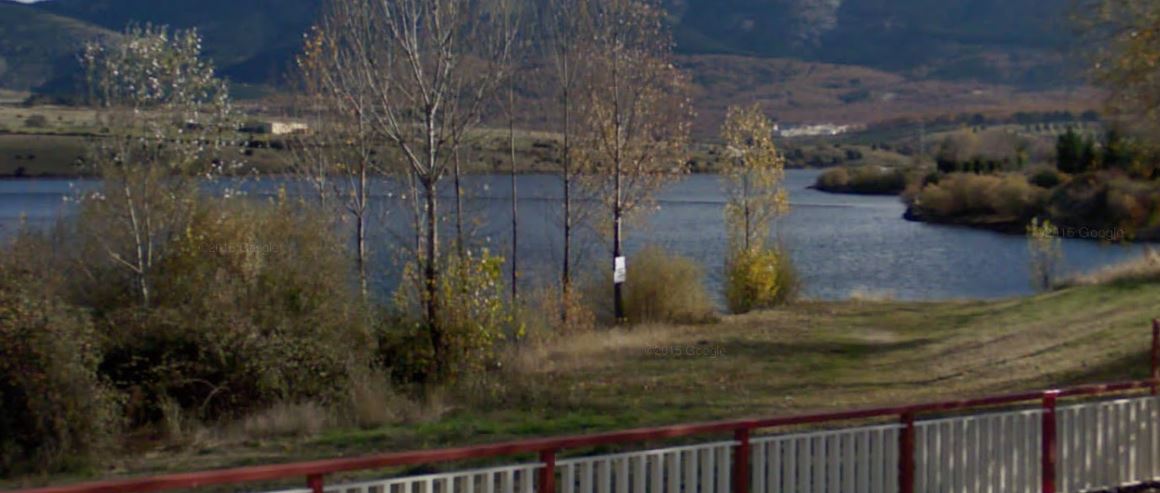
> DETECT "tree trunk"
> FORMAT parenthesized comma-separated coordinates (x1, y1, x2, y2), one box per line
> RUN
(357, 161, 369, 299)
(561, 69, 573, 322)
(124, 180, 151, 306)
(453, 146, 465, 258)
(423, 178, 443, 376)
(612, 46, 625, 323)
(509, 84, 519, 303)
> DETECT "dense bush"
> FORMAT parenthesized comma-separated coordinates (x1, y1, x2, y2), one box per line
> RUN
(623, 246, 716, 324)
(383, 250, 512, 385)
(0, 234, 120, 474)
(22, 114, 48, 128)
(816, 167, 850, 189)
(815, 166, 907, 195)
(92, 199, 373, 424)
(911, 173, 1047, 220)
(584, 246, 716, 325)
(1028, 166, 1064, 189)
(1048, 174, 1160, 240)
(725, 246, 800, 314)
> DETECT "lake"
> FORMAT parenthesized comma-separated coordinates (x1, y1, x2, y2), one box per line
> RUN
(0, 170, 1148, 301)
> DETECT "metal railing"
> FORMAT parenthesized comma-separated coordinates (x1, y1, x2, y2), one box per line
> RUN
(11, 319, 1160, 493)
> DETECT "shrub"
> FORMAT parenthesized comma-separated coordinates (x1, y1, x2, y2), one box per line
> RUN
(815, 166, 907, 195)
(583, 246, 716, 325)
(816, 167, 850, 190)
(1028, 166, 1064, 189)
(725, 246, 800, 314)
(912, 173, 1047, 220)
(94, 199, 373, 424)
(23, 114, 48, 128)
(0, 233, 120, 474)
(383, 250, 512, 385)
(623, 246, 717, 324)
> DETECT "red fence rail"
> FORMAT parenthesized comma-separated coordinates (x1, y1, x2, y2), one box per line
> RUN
(10, 319, 1160, 493)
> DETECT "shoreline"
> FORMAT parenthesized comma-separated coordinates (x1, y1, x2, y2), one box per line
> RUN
(902, 206, 1157, 242)
(807, 184, 903, 196)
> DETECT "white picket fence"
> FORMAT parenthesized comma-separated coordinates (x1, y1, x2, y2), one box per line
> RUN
(915, 409, 1043, 493)
(293, 396, 1160, 493)
(557, 441, 735, 493)
(277, 464, 543, 493)
(750, 424, 901, 493)
(1058, 396, 1160, 492)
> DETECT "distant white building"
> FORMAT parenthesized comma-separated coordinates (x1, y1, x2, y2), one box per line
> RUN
(240, 121, 310, 135)
(777, 123, 857, 138)
(271, 122, 310, 135)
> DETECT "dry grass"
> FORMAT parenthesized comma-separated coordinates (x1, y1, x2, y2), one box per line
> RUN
(846, 287, 898, 302)
(1059, 249, 1160, 289)
(234, 402, 337, 439)
(0, 105, 98, 133)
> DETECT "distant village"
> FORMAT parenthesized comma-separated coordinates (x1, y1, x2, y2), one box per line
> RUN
(239, 120, 310, 136)
(775, 122, 861, 138)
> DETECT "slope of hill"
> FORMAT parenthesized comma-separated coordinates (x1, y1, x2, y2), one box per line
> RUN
(681, 54, 1098, 136)
(27, 0, 1082, 89)
(671, 0, 1081, 86)
(0, 0, 117, 91)
(34, 0, 321, 83)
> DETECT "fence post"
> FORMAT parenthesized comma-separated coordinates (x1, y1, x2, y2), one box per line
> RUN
(539, 449, 556, 493)
(733, 427, 751, 493)
(1152, 319, 1159, 395)
(899, 412, 916, 493)
(307, 474, 325, 493)
(1041, 391, 1058, 493)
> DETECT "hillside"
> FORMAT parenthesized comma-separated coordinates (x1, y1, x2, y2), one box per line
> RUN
(34, 0, 321, 84)
(681, 54, 1098, 136)
(671, 0, 1079, 86)
(0, 0, 117, 91)
(24, 0, 1083, 89)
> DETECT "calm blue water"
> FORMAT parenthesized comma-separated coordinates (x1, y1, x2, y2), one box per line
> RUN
(0, 170, 1148, 301)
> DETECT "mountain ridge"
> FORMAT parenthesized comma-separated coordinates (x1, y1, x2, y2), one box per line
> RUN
(12, 0, 1081, 90)
(0, 0, 1098, 132)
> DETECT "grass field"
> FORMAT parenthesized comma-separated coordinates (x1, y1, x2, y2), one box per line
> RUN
(0, 134, 89, 176)
(9, 276, 1157, 489)
(0, 105, 98, 134)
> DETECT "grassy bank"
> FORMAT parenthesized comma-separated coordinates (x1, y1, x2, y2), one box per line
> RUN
(8, 277, 1159, 489)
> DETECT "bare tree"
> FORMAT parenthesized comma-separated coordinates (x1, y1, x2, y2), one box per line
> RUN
(503, 8, 530, 303)
(310, 0, 516, 376)
(574, 0, 693, 322)
(295, 24, 383, 299)
(540, 0, 596, 319)
(81, 25, 235, 306)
